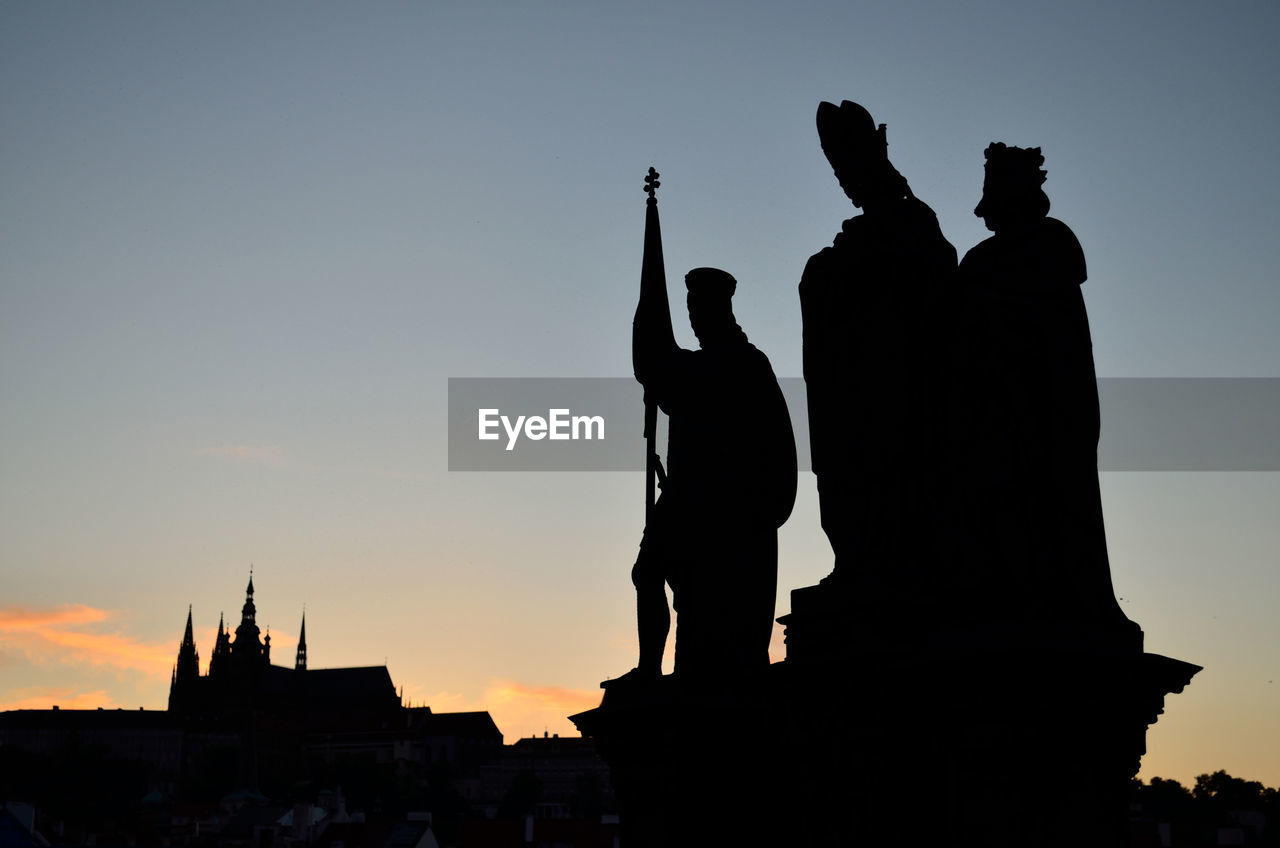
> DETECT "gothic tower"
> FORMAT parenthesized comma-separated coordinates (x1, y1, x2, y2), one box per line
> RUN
(228, 570, 269, 696)
(167, 605, 200, 712)
(295, 612, 308, 671)
(231, 571, 265, 663)
(209, 611, 230, 679)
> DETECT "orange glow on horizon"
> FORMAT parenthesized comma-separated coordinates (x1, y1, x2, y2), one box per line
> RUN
(0, 604, 110, 629)
(0, 604, 174, 678)
(0, 687, 122, 712)
(483, 679, 601, 739)
(398, 678, 600, 741)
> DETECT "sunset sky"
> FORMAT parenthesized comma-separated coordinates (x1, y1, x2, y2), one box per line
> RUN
(2, 2, 1278, 787)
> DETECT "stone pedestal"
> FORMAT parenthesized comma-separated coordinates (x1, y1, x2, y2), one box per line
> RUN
(572, 584, 1199, 847)
(572, 676, 787, 847)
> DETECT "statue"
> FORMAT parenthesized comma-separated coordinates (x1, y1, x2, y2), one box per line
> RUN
(625, 266, 797, 684)
(609, 172, 797, 687)
(574, 138, 1196, 848)
(953, 142, 1136, 643)
(799, 101, 957, 594)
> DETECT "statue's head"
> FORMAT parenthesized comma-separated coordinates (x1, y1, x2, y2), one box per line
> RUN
(816, 100, 908, 208)
(975, 143, 1051, 232)
(685, 267, 737, 345)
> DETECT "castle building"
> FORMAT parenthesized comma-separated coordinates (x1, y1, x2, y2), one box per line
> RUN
(166, 573, 401, 723)
(0, 573, 612, 840)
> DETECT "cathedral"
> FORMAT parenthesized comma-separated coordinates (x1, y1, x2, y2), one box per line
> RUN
(2, 572, 513, 830)
(166, 573, 400, 722)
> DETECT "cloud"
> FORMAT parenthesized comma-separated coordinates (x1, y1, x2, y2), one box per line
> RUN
(0, 604, 109, 630)
(394, 678, 601, 741)
(0, 686, 122, 712)
(0, 604, 173, 678)
(482, 679, 601, 740)
(487, 680, 600, 711)
(400, 685, 472, 712)
(197, 444, 283, 464)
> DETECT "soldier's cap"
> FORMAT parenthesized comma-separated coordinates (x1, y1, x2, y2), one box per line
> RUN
(684, 267, 736, 297)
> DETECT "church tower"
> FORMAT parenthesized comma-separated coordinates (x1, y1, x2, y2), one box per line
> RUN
(231, 570, 265, 663)
(295, 612, 308, 671)
(167, 605, 200, 712)
(227, 568, 270, 696)
(209, 611, 230, 678)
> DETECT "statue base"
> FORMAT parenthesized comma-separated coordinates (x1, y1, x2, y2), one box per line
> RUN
(572, 585, 1199, 847)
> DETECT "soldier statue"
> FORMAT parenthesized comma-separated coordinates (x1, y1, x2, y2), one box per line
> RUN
(613, 257, 796, 686)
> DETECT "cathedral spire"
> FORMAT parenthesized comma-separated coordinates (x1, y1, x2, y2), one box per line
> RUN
(232, 567, 265, 666)
(240, 567, 257, 628)
(209, 610, 229, 677)
(169, 604, 200, 712)
(296, 611, 308, 671)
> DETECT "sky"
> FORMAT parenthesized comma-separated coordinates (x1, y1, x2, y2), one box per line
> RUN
(2, 2, 1278, 787)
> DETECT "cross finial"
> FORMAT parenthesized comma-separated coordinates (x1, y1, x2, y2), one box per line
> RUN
(644, 167, 660, 204)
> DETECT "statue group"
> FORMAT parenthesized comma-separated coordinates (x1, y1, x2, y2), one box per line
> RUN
(615, 101, 1138, 684)
(576, 101, 1198, 848)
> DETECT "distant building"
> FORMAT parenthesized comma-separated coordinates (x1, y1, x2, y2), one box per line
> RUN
(0, 575, 614, 846)
(0, 576, 500, 810)
(167, 575, 400, 723)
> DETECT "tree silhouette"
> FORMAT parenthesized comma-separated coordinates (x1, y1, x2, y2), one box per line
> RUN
(1134, 772, 1280, 845)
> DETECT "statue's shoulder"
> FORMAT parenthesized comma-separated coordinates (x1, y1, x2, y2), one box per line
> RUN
(741, 340, 777, 373)
(1036, 217, 1087, 285)
(904, 196, 943, 225)
(1037, 216, 1082, 250)
(701, 339, 777, 384)
(959, 217, 1087, 289)
(904, 197, 958, 266)
(958, 231, 999, 273)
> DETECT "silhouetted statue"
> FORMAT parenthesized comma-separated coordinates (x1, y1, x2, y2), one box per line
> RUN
(799, 101, 956, 592)
(617, 265, 796, 686)
(576, 134, 1197, 848)
(953, 142, 1135, 643)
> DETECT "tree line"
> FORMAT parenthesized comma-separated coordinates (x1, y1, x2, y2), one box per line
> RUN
(1132, 771, 1280, 845)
